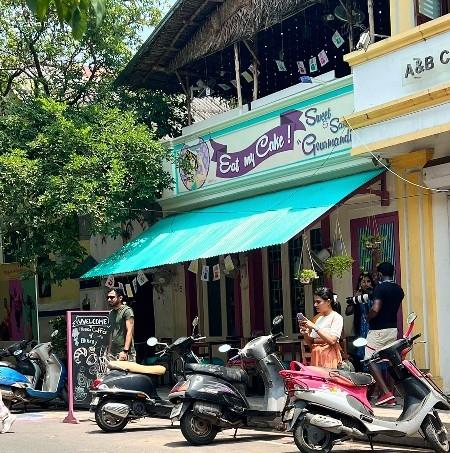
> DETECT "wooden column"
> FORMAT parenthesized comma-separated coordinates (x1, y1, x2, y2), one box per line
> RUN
(175, 71, 192, 125)
(368, 0, 375, 42)
(233, 42, 243, 109)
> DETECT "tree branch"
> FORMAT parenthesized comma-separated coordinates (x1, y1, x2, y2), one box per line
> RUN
(1, 69, 24, 97)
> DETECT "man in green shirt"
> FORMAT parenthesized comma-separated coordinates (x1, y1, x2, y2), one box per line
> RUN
(107, 288, 136, 361)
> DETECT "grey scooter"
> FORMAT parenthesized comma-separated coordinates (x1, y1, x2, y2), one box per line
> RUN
(168, 315, 287, 445)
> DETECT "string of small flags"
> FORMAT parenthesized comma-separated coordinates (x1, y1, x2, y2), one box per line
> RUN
(188, 255, 235, 282)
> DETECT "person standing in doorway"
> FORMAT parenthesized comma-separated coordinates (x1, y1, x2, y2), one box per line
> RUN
(107, 288, 136, 362)
(366, 262, 404, 406)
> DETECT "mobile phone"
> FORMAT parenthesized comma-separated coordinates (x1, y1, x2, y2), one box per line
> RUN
(297, 312, 305, 321)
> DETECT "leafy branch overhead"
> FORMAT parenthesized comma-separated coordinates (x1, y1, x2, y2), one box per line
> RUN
(26, 0, 106, 39)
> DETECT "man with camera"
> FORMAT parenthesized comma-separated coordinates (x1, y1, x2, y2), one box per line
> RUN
(365, 261, 404, 406)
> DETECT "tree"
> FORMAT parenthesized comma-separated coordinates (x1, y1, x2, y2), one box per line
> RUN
(1, 0, 162, 104)
(25, 0, 106, 40)
(0, 97, 176, 284)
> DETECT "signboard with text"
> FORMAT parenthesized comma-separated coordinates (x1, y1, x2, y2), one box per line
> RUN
(175, 91, 353, 193)
(67, 311, 110, 408)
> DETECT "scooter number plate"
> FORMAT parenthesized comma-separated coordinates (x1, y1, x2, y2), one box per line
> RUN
(91, 397, 99, 407)
(283, 407, 295, 422)
(170, 403, 182, 419)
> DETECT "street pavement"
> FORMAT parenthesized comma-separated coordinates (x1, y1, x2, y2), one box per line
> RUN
(0, 409, 438, 453)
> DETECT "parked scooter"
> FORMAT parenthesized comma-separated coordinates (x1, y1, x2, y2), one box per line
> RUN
(168, 315, 287, 445)
(90, 317, 205, 432)
(0, 337, 67, 409)
(280, 312, 450, 453)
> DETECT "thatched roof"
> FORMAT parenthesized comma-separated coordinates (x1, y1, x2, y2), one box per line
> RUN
(117, 0, 320, 92)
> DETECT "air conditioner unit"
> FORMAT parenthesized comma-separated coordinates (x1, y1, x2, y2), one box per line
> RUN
(423, 158, 450, 190)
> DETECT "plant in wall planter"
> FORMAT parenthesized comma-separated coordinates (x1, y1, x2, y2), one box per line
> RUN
(296, 268, 318, 284)
(324, 255, 354, 278)
(361, 234, 385, 250)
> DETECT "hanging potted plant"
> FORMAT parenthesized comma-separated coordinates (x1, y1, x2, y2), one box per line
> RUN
(296, 268, 318, 284)
(361, 234, 385, 250)
(324, 255, 354, 278)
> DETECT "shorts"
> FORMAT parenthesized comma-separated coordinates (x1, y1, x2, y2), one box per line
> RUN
(365, 328, 397, 360)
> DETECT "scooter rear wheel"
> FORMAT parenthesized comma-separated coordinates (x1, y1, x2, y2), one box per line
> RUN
(95, 399, 129, 433)
(180, 411, 219, 445)
(293, 417, 334, 453)
(422, 413, 449, 453)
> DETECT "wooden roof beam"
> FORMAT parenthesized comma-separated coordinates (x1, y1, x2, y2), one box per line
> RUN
(169, 0, 211, 48)
(169, 0, 319, 71)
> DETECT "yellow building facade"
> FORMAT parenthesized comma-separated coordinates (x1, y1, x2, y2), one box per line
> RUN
(344, 11, 450, 390)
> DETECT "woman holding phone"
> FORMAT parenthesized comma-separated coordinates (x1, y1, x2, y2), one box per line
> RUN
(298, 287, 344, 368)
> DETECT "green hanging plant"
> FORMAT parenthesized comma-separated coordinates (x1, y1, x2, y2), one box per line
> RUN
(361, 234, 386, 250)
(324, 255, 354, 278)
(295, 268, 318, 284)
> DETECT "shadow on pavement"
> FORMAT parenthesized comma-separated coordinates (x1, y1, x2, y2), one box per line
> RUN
(164, 433, 288, 448)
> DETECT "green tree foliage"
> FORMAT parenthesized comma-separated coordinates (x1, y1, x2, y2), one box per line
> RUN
(0, 1, 187, 283)
(1, 0, 162, 103)
(0, 97, 175, 283)
(25, 0, 106, 40)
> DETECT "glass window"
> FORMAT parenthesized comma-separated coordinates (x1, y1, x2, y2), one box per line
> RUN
(268, 245, 283, 322)
(416, 0, 449, 24)
(288, 236, 305, 333)
(310, 228, 322, 252)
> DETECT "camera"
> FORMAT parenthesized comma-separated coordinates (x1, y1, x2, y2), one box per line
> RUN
(346, 293, 371, 305)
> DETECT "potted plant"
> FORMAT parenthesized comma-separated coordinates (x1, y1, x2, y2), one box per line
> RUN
(324, 255, 354, 278)
(361, 234, 385, 250)
(296, 268, 318, 284)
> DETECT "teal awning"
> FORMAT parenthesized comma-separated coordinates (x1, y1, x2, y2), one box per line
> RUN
(82, 169, 383, 279)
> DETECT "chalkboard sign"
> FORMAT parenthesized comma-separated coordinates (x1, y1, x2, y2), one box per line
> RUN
(67, 311, 110, 408)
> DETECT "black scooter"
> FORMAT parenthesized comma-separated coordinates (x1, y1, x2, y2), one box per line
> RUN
(168, 316, 287, 445)
(90, 317, 205, 432)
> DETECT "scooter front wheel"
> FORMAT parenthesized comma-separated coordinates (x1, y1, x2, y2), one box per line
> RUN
(422, 413, 449, 453)
(95, 399, 129, 432)
(180, 411, 219, 445)
(293, 417, 334, 453)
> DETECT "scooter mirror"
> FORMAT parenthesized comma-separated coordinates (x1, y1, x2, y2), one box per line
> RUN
(192, 316, 199, 328)
(353, 337, 367, 348)
(13, 349, 23, 356)
(218, 344, 231, 353)
(147, 337, 158, 347)
(51, 330, 59, 338)
(272, 315, 284, 326)
(406, 312, 417, 324)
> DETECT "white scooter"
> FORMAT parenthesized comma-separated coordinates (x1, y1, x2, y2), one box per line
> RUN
(280, 313, 450, 453)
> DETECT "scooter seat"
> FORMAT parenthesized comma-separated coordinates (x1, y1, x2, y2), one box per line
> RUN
(0, 361, 15, 369)
(108, 361, 166, 376)
(328, 369, 374, 387)
(185, 363, 248, 385)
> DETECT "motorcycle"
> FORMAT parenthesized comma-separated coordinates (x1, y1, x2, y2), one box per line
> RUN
(280, 312, 450, 453)
(90, 316, 205, 432)
(168, 315, 287, 445)
(0, 337, 67, 409)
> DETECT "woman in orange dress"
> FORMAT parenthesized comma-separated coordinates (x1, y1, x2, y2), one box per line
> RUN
(299, 287, 344, 368)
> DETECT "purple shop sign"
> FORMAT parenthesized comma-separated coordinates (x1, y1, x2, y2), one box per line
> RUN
(210, 110, 305, 178)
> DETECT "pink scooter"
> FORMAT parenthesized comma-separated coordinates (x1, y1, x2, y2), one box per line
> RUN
(280, 313, 450, 453)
